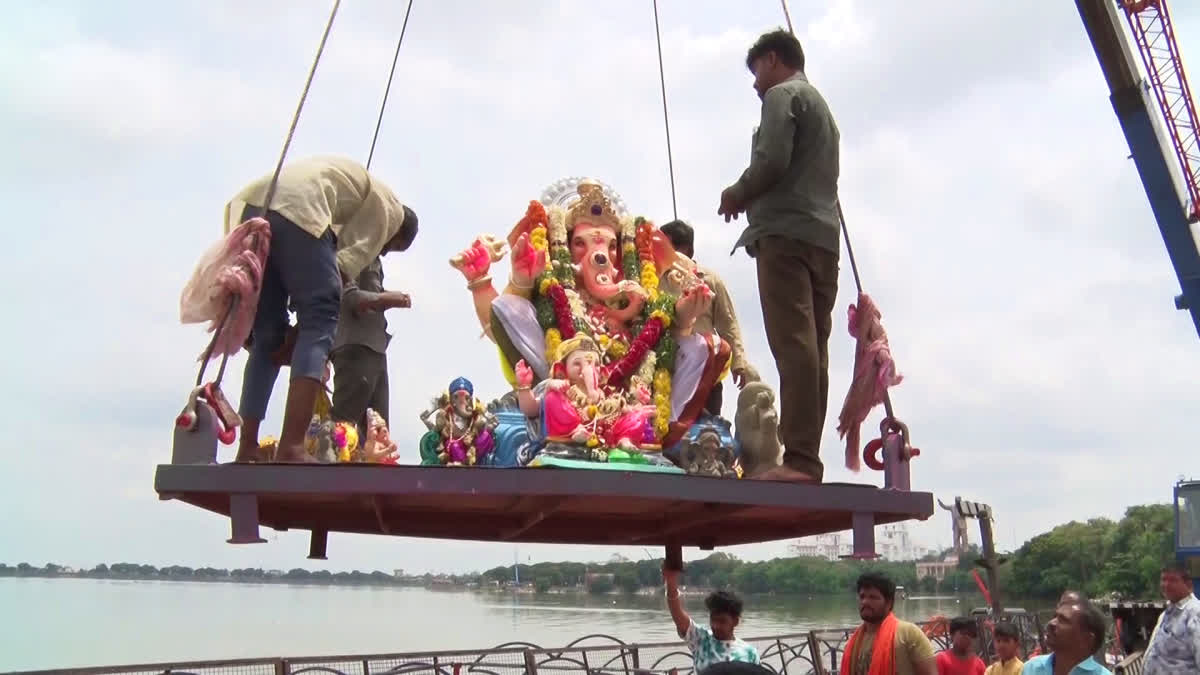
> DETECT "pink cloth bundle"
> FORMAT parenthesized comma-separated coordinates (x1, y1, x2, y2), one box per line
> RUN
(179, 218, 272, 361)
(837, 293, 903, 471)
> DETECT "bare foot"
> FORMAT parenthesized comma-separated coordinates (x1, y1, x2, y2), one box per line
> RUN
(750, 465, 819, 483)
(274, 444, 319, 464)
(234, 444, 260, 463)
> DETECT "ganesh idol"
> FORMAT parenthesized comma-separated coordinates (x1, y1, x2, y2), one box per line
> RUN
(514, 335, 655, 452)
(450, 178, 733, 450)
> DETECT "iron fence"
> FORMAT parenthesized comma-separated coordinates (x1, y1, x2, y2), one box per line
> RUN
(1, 615, 1045, 675)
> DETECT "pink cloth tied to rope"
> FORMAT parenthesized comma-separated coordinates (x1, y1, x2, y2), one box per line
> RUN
(179, 217, 272, 362)
(837, 292, 903, 471)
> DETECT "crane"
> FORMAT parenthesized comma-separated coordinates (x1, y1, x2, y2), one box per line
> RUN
(1077, 0, 1200, 338)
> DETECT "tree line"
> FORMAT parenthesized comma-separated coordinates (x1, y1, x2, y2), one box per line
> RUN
(3, 504, 1174, 599)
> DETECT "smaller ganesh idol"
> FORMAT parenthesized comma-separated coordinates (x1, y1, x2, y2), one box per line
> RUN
(418, 377, 500, 466)
(514, 335, 661, 465)
(359, 407, 399, 464)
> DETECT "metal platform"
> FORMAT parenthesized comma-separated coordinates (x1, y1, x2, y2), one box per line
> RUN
(154, 462, 934, 558)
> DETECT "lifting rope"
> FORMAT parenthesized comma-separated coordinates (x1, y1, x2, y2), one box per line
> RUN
(192, 0, 342, 390)
(651, 0, 679, 221)
(366, 0, 415, 170)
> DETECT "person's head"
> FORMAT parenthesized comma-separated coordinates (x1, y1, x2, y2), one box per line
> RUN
(948, 617, 977, 655)
(1045, 602, 1106, 660)
(1058, 589, 1086, 607)
(1161, 563, 1194, 603)
(992, 621, 1021, 661)
(385, 205, 419, 254)
(745, 29, 805, 99)
(660, 220, 695, 260)
(855, 572, 895, 624)
(704, 590, 744, 640)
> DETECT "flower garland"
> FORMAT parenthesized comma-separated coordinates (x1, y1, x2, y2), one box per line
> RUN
(526, 208, 677, 444)
(603, 219, 674, 438)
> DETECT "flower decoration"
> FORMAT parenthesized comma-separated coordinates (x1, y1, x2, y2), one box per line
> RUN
(524, 206, 678, 443)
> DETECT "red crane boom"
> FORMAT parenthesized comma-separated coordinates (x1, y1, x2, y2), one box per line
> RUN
(1121, 0, 1200, 222)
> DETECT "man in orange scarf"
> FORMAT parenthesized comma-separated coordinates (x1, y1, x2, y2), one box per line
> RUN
(841, 573, 937, 675)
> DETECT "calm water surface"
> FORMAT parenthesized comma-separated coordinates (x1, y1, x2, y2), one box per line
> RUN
(0, 578, 977, 672)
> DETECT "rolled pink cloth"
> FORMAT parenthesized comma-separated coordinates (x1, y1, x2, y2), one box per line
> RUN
(181, 217, 272, 362)
(837, 293, 903, 471)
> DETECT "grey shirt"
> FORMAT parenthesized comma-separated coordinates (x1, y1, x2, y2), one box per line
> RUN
(333, 258, 391, 355)
(729, 72, 841, 258)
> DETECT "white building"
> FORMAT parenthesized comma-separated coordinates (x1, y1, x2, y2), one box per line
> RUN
(790, 524, 928, 561)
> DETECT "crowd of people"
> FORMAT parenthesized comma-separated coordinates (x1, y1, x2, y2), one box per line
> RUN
(662, 564, 1200, 674)
(214, 28, 844, 482)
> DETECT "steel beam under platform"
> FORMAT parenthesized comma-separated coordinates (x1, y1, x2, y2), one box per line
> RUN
(155, 463, 934, 554)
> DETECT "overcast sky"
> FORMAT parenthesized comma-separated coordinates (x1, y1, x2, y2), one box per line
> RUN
(3, 0, 1199, 575)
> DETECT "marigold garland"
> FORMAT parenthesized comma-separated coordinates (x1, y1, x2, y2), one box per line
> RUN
(544, 327, 562, 366)
(522, 209, 678, 444)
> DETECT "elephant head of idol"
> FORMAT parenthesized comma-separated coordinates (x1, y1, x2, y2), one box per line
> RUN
(564, 180, 626, 301)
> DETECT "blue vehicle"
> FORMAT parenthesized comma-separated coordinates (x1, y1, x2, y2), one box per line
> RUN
(1175, 479, 1200, 596)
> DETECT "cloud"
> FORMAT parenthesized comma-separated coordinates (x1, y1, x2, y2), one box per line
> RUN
(2, 0, 1199, 576)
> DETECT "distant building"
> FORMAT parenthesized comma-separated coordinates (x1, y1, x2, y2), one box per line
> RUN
(790, 524, 928, 561)
(585, 572, 614, 586)
(915, 554, 959, 581)
(393, 569, 404, 578)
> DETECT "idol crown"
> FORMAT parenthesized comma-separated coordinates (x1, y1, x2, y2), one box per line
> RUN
(566, 179, 621, 233)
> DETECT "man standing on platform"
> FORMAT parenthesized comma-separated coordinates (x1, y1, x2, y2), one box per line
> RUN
(331, 256, 411, 436)
(717, 29, 841, 484)
(224, 156, 418, 463)
(659, 220, 756, 417)
(841, 572, 936, 675)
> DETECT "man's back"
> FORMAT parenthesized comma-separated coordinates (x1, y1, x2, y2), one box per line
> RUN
(735, 73, 841, 256)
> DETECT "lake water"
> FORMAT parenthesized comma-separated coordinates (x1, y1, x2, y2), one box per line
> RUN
(0, 578, 977, 672)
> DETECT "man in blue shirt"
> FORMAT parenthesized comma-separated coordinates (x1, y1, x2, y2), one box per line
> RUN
(1022, 601, 1109, 674)
(1142, 564, 1200, 674)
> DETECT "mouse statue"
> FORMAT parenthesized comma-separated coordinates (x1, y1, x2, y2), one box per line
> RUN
(733, 380, 782, 477)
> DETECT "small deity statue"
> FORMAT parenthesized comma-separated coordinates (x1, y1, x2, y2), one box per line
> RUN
(733, 380, 782, 477)
(303, 417, 359, 463)
(680, 427, 738, 478)
(514, 335, 656, 454)
(359, 408, 399, 464)
(449, 178, 732, 450)
(419, 377, 500, 466)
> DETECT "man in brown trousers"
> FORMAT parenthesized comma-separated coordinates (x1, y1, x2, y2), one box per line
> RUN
(718, 29, 840, 483)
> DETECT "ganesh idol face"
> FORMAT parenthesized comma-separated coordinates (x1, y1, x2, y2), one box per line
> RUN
(451, 389, 473, 417)
(571, 221, 621, 299)
(563, 348, 602, 398)
(564, 180, 626, 302)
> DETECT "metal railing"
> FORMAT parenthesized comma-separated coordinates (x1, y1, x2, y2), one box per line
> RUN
(0, 615, 1044, 675)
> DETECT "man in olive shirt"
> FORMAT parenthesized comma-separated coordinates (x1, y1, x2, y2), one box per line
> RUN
(331, 257, 411, 437)
(659, 220, 758, 417)
(718, 29, 840, 483)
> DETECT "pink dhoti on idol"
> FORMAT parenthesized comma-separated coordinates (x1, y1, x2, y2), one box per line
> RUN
(541, 388, 653, 448)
